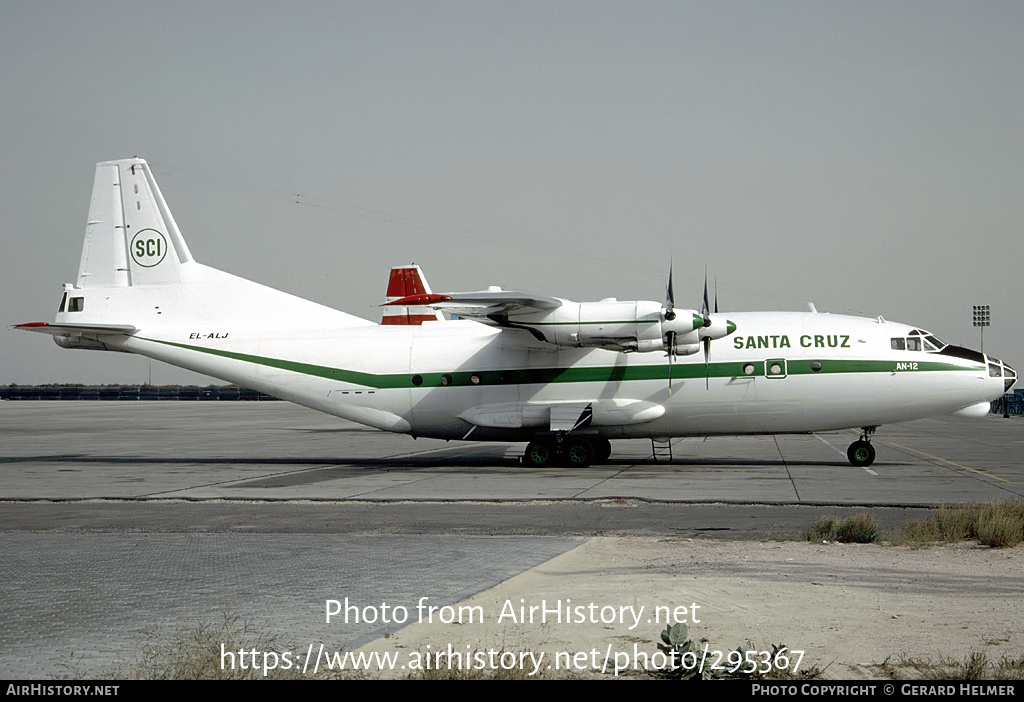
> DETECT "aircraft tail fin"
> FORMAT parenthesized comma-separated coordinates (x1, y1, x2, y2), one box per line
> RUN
(381, 264, 444, 325)
(19, 158, 373, 341)
(78, 158, 193, 288)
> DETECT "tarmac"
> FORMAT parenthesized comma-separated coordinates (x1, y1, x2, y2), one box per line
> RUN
(1, 402, 1021, 679)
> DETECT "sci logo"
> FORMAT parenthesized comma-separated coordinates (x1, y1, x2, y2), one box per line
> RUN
(130, 229, 168, 268)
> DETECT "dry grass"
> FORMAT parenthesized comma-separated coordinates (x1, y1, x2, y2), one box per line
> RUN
(805, 514, 878, 543)
(895, 500, 1024, 548)
(61, 614, 357, 680)
(875, 651, 1024, 680)
(126, 615, 303, 680)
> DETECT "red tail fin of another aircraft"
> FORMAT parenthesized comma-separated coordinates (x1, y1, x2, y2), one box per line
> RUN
(381, 265, 444, 325)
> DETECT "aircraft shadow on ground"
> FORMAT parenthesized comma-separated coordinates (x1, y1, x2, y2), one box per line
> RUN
(0, 454, 855, 470)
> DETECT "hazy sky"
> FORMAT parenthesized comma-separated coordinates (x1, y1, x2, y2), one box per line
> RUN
(3, 1, 1021, 385)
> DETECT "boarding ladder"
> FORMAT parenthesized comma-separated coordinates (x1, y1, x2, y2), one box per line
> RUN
(651, 438, 673, 463)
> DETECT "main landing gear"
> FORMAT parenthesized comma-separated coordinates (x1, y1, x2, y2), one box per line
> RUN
(523, 436, 611, 468)
(847, 426, 877, 467)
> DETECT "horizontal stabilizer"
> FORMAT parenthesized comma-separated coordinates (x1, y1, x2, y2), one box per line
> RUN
(13, 322, 137, 335)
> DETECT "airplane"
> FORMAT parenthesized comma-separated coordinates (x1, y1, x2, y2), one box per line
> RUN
(380, 264, 444, 326)
(14, 158, 1017, 469)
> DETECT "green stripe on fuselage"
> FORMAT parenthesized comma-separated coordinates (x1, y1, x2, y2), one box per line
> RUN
(142, 338, 978, 389)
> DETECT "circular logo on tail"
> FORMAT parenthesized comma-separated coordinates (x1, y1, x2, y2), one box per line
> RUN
(130, 229, 168, 268)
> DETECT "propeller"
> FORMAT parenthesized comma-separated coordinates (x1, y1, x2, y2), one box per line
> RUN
(699, 274, 737, 391)
(665, 263, 676, 393)
(665, 261, 676, 321)
(701, 272, 712, 391)
(661, 264, 735, 395)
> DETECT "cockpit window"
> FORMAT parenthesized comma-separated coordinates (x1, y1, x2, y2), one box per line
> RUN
(894, 331, 946, 352)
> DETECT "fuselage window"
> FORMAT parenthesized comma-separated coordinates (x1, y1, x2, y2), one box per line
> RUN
(891, 338, 906, 350)
(68, 297, 85, 312)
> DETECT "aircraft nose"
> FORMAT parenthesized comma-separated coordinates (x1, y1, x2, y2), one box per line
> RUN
(1003, 362, 1017, 392)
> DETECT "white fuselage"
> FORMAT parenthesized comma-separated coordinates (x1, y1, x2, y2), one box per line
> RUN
(104, 306, 1003, 442)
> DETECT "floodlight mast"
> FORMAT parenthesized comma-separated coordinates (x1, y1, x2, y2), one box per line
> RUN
(973, 304, 990, 353)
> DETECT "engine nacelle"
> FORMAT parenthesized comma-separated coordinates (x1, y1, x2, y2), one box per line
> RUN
(662, 314, 703, 348)
(518, 300, 705, 353)
(536, 300, 662, 351)
(671, 343, 701, 357)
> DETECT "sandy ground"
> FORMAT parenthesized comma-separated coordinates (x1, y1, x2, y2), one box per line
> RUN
(355, 537, 1024, 679)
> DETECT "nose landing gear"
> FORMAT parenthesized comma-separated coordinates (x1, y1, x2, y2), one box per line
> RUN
(847, 426, 877, 467)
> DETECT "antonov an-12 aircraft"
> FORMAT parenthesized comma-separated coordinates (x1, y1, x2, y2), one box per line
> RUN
(16, 159, 1017, 468)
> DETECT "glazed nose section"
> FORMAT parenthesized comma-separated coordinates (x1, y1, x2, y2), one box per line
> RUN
(988, 355, 1017, 392)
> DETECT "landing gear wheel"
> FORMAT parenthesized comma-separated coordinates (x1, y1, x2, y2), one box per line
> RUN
(524, 440, 553, 467)
(847, 440, 876, 467)
(563, 439, 594, 468)
(592, 438, 612, 464)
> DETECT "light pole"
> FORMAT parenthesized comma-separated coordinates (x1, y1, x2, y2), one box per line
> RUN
(972, 305, 990, 354)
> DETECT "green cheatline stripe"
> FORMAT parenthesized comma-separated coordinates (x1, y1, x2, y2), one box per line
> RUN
(145, 338, 410, 388)
(142, 338, 980, 389)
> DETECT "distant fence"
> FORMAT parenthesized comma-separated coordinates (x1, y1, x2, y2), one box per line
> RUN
(0, 386, 280, 401)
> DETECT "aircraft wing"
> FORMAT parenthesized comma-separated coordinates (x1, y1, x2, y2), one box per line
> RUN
(381, 288, 711, 353)
(383, 290, 562, 322)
